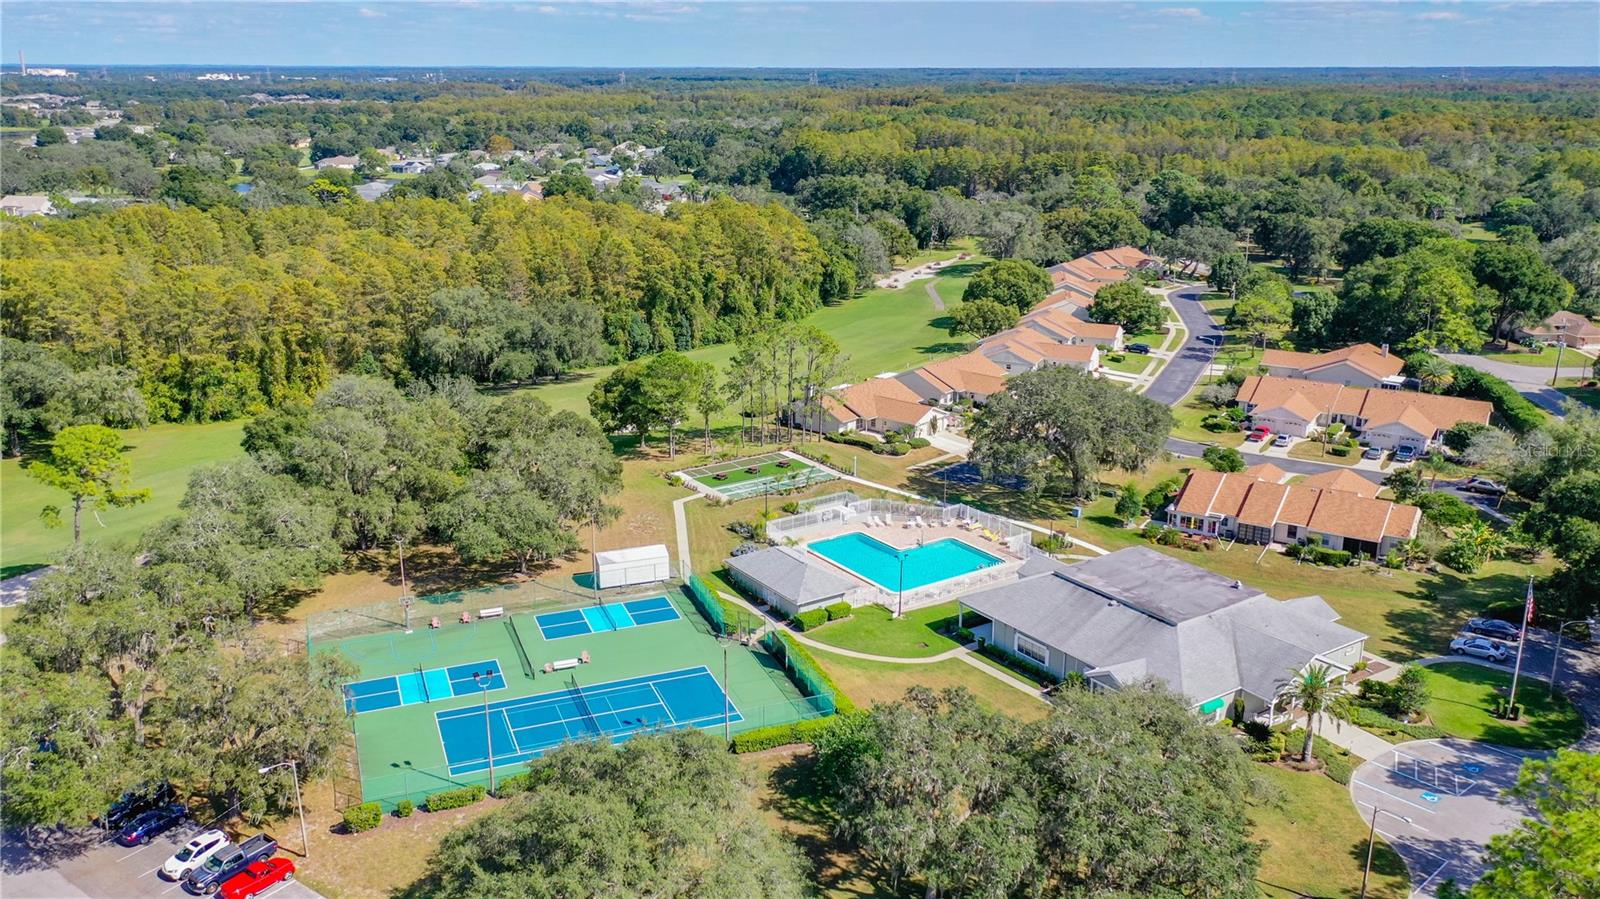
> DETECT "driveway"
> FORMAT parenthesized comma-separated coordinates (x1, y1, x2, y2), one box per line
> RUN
(1441, 354, 1575, 418)
(1165, 437, 1386, 485)
(1142, 284, 1222, 406)
(2, 823, 323, 899)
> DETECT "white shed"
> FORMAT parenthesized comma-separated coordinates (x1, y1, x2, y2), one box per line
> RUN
(593, 544, 672, 589)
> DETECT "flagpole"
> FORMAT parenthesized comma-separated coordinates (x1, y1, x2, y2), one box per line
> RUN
(1507, 575, 1532, 718)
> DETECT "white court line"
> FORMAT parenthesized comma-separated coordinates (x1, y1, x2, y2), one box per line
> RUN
(1354, 780, 1438, 815)
(1411, 858, 1454, 898)
(1357, 800, 1432, 833)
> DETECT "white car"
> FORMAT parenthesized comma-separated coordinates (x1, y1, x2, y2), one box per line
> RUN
(1449, 636, 1510, 663)
(161, 829, 230, 881)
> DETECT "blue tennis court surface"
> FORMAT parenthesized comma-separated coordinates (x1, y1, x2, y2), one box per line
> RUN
(344, 659, 506, 714)
(435, 666, 741, 775)
(533, 595, 681, 640)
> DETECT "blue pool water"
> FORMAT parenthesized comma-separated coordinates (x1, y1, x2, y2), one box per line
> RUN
(808, 532, 1001, 591)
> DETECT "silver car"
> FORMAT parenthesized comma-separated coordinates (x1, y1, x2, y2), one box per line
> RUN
(1449, 636, 1509, 663)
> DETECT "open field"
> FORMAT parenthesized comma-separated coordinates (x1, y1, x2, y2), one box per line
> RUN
(814, 650, 1051, 720)
(1250, 764, 1410, 899)
(1, 419, 248, 571)
(1415, 662, 1586, 749)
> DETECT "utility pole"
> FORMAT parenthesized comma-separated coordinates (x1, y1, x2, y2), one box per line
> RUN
(258, 760, 309, 859)
(1507, 576, 1533, 718)
(1550, 338, 1566, 387)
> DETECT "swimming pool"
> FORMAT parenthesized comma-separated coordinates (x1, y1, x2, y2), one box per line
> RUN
(808, 532, 1001, 592)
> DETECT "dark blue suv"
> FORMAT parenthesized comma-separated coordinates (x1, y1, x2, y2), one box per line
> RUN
(115, 803, 187, 846)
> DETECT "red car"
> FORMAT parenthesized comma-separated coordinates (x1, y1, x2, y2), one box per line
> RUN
(219, 858, 294, 899)
(1245, 427, 1270, 442)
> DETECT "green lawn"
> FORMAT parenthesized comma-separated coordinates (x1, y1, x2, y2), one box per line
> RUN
(1099, 352, 1156, 376)
(506, 257, 987, 423)
(1170, 387, 1246, 447)
(1417, 662, 1587, 750)
(1481, 345, 1595, 368)
(1555, 378, 1600, 410)
(811, 651, 1050, 721)
(1287, 440, 1361, 466)
(1250, 765, 1410, 899)
(2, 419, 248, 570)
(896, 239, 976, 270)
(803, 601, 963, 658)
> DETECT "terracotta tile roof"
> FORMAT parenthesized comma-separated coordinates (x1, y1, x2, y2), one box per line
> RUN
(1298, 470, 1378, 498)
(1022, 307, 1122, 343)
(1525, 310, 1600, 339)
(1241, 462, 1290, 483)
(915, 352, 1008, 397)
(1083, 246, 1156, 269)
(830, 377, 939, 427)
(983, 328, 1100, 366)
(1172, 471, 1419, 545)
(1260, 343, 1405, 381)
(1235, 376, 1490, 434)
(1255, 391, 1324, 423)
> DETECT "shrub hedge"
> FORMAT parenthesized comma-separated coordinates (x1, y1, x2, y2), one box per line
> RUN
(907, 437, 931, 449)
(394, 799, 414, 818)
(730, 716, 837, 753)
(1448, 365, 1546, 433)
(492, 772, 534, 798)
(791, 609, 829, 631)
(825, 432, 878, 449)
(342, 802, 382, 833)
(1347, 706, 1445, 741)
(427, 784, 486, 812)
(823, 601, 853, 621)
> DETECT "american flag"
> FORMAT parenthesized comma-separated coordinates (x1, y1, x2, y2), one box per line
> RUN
(1524, 577, 1535, 624)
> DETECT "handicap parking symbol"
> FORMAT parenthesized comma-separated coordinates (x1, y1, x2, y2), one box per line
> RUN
(1420, 791, 1441, 803)
(1463, 763, 1483, 774)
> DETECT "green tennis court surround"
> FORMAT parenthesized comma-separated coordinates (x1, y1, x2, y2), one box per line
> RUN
(316, 587, 833, 810)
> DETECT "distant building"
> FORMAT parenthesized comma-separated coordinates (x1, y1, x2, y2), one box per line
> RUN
(1168, 469, 1419, 560)
(896, 352, 1009, 406)
(1235, 375, 1491, 453)
(1517, 310, 1600, 351)
(313, 155, 359, 171)
(801, 376, 949, 438)
(0, 194, 56, 216)
(354, 181, 395, 202)
(1261, 343, 1406, 389)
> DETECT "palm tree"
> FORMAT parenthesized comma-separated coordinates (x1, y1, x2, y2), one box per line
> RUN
(1419, 453, 1453, 491)
(1417, 356, 1455, 394)
(1284, 663, 1354, 766)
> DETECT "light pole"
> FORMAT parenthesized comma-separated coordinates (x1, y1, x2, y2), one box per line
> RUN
(474, 670, 495, 794)
(259, 760, 308, 860)
(1359, 806, 1412, 898)
(722, 641, 731, 743)
(1550, 338, 1566, 387)
(1548, 616, 1597, 695)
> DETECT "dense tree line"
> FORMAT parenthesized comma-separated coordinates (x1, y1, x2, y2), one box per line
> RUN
(1, 195, 827, 434)
(813, 686, 1262, 898)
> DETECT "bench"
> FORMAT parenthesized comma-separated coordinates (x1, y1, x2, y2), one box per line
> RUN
(478, 607, 505, 620)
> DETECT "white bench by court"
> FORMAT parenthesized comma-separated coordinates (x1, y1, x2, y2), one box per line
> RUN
(478, 607, 505, 619)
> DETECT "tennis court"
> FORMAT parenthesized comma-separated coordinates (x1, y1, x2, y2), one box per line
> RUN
(344, 659, 507, 714)
(533, 595, 680, 640)
(436, 666, 742, 775)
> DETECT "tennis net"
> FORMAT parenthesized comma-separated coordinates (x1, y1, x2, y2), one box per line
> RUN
(417, 665, 430, 702)
(568, 675, 602, 737)
(505, 618, 535, 680)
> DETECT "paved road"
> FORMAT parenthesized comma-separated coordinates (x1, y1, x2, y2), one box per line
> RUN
(1143, 284, 1223, 406)
(1423, 624, 1600, 751)
(1442, 353, 1576, 418)
(1165, 437, 1386, 484)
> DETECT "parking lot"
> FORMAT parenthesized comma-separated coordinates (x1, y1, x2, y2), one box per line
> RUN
(1349, 738, 1544, 897)
(2, 819, 321, 899)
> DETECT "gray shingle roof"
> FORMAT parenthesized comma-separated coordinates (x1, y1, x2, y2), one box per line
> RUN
(726, 546, 858, 605)
(961, 547, 1366, 705)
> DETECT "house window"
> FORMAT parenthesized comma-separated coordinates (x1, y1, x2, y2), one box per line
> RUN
(1015, 633, 1049, 667)
(1286, 525, 1298, 538)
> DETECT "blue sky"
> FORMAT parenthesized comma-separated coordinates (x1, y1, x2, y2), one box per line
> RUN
(3, 2, 1597, 68)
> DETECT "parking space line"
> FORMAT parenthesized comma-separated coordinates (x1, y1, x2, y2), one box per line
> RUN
(1357, 799, 1432, 833)
(1353, 780, 1437, 815)
(1411, 858, 1454, 898)
(256, 879, 295, 899)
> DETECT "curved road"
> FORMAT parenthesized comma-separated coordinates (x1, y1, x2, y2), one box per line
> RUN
(1441, 353, 1577, 419)
(1142, 284, 1223, 406)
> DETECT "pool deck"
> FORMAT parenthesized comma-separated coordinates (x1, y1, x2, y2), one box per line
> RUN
(798, 520, 1027, 610)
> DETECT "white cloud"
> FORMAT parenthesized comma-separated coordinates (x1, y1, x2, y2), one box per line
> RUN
(1155, 6, 1209, 19)
(358, 6, 385, 17)
(1414, 10, 1463, 20)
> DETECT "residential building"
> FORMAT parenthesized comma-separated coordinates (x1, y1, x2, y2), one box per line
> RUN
(353, 181, 395, 202)
(1235, 375, 1491, 452)
(1296, 469, 1379, 498)
(978, 327, 1100, 374)
(313, 155, 359, 170)
(896, 352, 1009, 405)
(1167, 469, 1419, 559)
(1044, 245, 1156, 302)
(725, 546, 869, 617)
(958, 548, 1366, 723)
(1014, 305, 1124, 349)
(0, 194, 56, 216)
(1260, 342, 1406, 388)
(391, 159, 432, 175)
(807, 376, 949, 438)
(1517, 310, 1600, 351)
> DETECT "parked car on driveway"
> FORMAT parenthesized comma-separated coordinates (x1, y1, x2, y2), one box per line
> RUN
(1125, 342, 1151, 354)
(1393, 445, 1418, 463)
(115, 803, 187, 846)
(219, 858, 295, 899)
(1272, 433, 1292, 447)
(1362, 446, 1383, 460)
(1246, 427, 1270, 442)
(185, 834, 278, 895)
(1465, 617, 1521, 642)
(1450, 636, 1510, 663)
(163, 830, 231, 881)
(1459, 477, 1508, 496)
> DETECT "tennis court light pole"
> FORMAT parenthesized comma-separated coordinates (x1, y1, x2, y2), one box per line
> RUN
(259, 760, 308, 860)
(723, 641, 731, 743)
(474, 671, 495, 794)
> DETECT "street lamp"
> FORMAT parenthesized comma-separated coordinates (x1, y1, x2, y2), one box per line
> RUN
(1359, 806, 1413, 898)
(1549, 616, 1597, 695)
(474, 670, 496, 794)
(258, 760, 309, 860)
